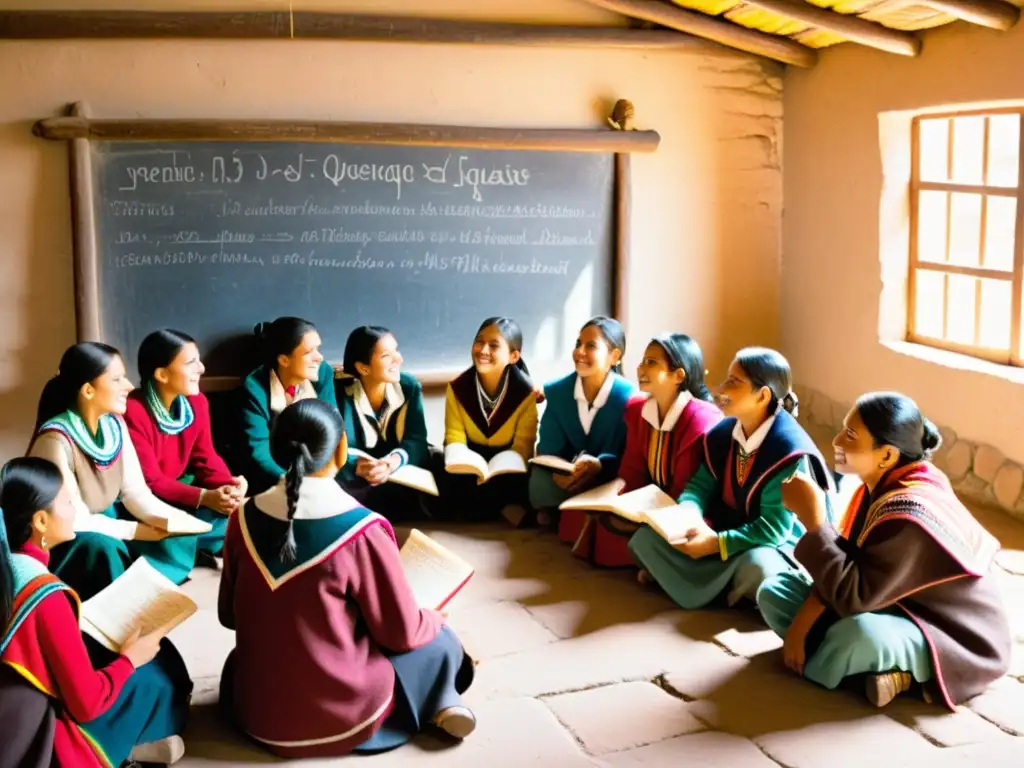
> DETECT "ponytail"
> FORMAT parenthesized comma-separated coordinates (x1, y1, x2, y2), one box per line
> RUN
(781, 391, 799, 417)
(32, 376, 71, 445)
(280, 441, 313, 564)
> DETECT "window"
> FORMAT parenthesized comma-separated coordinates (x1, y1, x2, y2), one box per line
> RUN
(909, 110, 1024, 366)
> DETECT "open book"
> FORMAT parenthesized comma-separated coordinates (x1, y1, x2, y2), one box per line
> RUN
(559, 479, 704, 543)
(444, 443, 526, 484)
(528, 455, 576, 474)
(348, 448, 439, 496)
(79, 558, 198, 652)
(399, 529, 475, 611)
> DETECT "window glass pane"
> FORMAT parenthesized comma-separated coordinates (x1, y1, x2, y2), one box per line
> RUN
(987, 114, 1020, 187)
(918, 119, 949, 182)
(951, 116, 985, 185)
(948, 192, 982, 267)
(946, 274, 977, 344)
(914, 270, 944, 338)
(983, 195, 1016, 271)
(978, 278, 1012, 350)
(917, 190, 947, 263)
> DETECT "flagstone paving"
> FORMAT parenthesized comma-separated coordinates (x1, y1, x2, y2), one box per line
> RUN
(172, 503, 1024, 767)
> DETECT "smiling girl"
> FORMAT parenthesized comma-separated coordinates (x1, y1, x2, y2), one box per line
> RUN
(0, 457, 193, 768)
(531, 317, 638, 539)
(629, 347, 832, 609)
(123, 330, 247, 582)
(336, 326, 431, 521)
(757, 392, 1009, 709)
(441, 317, 538, 521)
(573, 334, 723, 567)
(240, 317, 338, 494)
(28, 342, 205, 598)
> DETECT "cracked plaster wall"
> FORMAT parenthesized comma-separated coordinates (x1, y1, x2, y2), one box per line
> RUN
(0, 0, 784, 453)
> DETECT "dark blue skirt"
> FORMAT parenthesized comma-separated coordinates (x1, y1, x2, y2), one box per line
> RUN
(355, 626, 475, 753)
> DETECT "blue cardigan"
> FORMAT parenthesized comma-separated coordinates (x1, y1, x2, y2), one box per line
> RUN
(536, 372, 636, 483)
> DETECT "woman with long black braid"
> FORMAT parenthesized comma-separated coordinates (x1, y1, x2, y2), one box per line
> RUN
(218, 399, 475, 758)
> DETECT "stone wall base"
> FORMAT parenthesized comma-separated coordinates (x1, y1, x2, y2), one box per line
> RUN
(794, 386, 1024, 523)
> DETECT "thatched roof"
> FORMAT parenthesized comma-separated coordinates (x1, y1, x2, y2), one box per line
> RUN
(583, 0, 1020, 65)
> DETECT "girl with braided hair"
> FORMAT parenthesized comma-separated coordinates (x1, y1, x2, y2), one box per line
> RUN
(217, 399, 475, 758)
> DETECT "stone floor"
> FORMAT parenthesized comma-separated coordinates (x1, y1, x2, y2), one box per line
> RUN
(171, 503, 1024, 768)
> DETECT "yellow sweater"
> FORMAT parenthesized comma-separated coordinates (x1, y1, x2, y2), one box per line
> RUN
(444, 366, 538, 461)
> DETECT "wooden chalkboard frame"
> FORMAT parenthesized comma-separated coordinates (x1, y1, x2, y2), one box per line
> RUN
(35, 100, 659, 391)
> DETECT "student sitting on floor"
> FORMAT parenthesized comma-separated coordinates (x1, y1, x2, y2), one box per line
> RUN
(123, 329, 247, 581)
(218, 400, 475, 758)
(441, 317, 538, 523)
(758, 391, 1011, 709)
(28, 342, 195, 599)
(239, 316, 337, 494)
(335, 325, 432, 522)
(530, 316, 636, 535)
(630, 347, 832, 607)
(573, 333, 721, 567)
(0, 456, 192, 768)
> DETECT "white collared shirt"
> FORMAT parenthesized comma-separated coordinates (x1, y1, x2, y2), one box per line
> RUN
(349, 379, 405, 450)
(268, 369, 317, 415)
(255, 476, 362, 521)
(574, 374, 615, 435)
(641, 390, 693, 433)
(732, 413, 776, 455)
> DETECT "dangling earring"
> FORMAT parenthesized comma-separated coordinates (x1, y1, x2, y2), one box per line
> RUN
(41, 535, 48, 550)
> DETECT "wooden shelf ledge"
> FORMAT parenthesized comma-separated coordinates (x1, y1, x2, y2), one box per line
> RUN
(32, 116, 662, 153)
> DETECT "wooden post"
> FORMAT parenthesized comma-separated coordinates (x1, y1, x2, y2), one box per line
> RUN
(609, 100, 633, 326)
(67, 102, 101, 342)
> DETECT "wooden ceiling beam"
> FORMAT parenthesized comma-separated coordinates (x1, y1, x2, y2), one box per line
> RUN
(0, 10, 735, 55)
(744, 0, 921, 56)
(920, 0, 1019, 31)
(579, 0, 817, 67)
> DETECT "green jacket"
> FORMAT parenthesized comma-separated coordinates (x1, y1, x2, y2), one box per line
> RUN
(239, 359, 338, 493)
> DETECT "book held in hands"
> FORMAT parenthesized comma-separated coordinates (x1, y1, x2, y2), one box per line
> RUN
(559, 478, 704, 544)
(399, 529, 475, 611)
(79, 558, 197, 652)
(443, 443, 526, 485)
(348, 448, 439, 496)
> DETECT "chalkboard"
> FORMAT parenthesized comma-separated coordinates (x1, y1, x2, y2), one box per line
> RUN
(88, 140, 617, 380)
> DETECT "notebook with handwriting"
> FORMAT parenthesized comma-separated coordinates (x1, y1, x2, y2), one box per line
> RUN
(399, 529, 475, 611)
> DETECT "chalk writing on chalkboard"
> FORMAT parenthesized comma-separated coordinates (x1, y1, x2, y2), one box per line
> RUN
(92, 142, 615, 378)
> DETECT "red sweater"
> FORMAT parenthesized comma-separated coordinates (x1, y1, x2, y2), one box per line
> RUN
(2, 545, 135, 767)
(124, 390, 235, 508)
(618, 396, 723, 499)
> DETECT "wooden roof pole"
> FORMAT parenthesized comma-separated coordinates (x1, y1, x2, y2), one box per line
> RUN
(921, 0, 1019, 31)
(579, 0, 817, 67)
(744, 0, 921, 55)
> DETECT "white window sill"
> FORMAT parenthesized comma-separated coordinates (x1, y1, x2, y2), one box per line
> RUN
(881, 340, 1024, 385)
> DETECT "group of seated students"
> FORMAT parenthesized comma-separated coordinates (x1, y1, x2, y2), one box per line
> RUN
(0, 313, 1013, 767)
